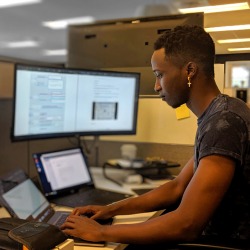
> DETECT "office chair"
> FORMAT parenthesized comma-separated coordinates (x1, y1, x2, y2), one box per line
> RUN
(125, 237, 249, 250)
(177, 236, 249, 250)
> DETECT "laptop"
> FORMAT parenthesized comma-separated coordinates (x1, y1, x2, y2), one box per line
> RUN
(32, 147, 132, 208)
(0, 169, 112, 247)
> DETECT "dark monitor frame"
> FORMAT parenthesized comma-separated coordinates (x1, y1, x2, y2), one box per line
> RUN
(11, 64, 140, 141)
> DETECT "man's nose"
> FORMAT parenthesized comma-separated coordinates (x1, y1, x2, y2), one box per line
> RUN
(154, 81, 161, 93)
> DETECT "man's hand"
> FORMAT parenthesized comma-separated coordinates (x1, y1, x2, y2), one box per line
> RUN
(61, 215, 107, 242)
(71, 205, 114, 220)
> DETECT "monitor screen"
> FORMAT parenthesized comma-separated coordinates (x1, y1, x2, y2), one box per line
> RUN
(11, 64, 140, 141)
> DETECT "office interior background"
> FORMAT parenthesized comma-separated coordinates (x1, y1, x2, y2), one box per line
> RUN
(0, 0, 250, 177)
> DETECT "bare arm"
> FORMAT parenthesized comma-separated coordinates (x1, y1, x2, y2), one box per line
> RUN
(62, 155, 235, 244)
(109, 156, 195, 214)
(72, 156, 195, 219)
(101, 155, 235, 243)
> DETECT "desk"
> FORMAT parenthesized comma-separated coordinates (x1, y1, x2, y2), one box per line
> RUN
(102, 161, 179, 186)
(0, 167, 167, 250)
(92, 166, 169, 192)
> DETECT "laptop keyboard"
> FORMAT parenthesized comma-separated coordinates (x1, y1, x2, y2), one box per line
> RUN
(50, 188, 132, 208)
(54, 213, 69, 227)
(54, 213, 113, 228)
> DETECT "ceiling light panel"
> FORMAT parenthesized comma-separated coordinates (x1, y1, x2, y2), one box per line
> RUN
(218, 38, 250, 43)
(228, 47, 250, 51)
(43, 16, 95, 30)
(43, 49, 67, 56)
(0, 0, 41, 8)
(5, 40, 39, 48)
(179, 2, 249, 14)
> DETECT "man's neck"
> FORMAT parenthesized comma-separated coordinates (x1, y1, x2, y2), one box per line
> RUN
(186, 79, 221, 118)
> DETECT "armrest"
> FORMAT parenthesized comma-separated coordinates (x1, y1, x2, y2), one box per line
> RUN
(177, 236, 250, 250)
(125, 238, 249, 250)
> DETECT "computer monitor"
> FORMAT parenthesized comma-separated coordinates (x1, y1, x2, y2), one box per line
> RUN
(11, 64, 140, 141)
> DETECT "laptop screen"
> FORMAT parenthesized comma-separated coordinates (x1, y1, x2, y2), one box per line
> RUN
(2, 179, 50, 220)
(33, 148, 93, 197)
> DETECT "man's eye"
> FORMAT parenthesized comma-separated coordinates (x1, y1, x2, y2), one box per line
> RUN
(153, 71, 163, 79)
(156, 73, 163, 79)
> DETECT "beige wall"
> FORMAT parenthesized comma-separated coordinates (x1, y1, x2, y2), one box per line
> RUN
(101, 98, 197, 145)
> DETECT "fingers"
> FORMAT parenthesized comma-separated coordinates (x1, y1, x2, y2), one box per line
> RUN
(61, 215, 77, 229)
(60, 216, 103, 243)
(71, 206, 96, 216)
(60, 220, 73, 230)
(90, 213, 101, 220)
(71, 207, 84, 215)
(70, 205, 111, 220)
(61, 227, 73, 235)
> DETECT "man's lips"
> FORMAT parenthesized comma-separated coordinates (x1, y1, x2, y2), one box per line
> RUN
(159, 95, 165, 100)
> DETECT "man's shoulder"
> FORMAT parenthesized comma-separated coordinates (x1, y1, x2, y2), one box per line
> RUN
(210, 94, 250, 123)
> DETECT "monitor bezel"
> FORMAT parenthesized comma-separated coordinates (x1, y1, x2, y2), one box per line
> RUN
(11, 63, 140, 141)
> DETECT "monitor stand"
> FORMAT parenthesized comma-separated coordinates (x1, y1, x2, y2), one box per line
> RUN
(79, 135, 100, 167)
(93, 135, 100, 167)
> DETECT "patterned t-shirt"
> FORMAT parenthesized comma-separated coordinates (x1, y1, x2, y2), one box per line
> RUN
(194, 94, 250, 239)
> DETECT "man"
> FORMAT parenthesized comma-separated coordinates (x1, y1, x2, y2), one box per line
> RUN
(61, 25, 250, 246)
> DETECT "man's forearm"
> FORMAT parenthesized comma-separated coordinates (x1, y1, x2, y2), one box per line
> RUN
(108, 180, 181, 216)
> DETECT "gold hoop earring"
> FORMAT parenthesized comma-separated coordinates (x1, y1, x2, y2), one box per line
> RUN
(187, 76, 191, 87)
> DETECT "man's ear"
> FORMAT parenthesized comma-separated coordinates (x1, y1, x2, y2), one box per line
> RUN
(186, 62, 197, 78)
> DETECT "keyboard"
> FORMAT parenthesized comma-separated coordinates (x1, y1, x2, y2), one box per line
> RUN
(54, 213, 69, 227)
(49, 188, 132, 208)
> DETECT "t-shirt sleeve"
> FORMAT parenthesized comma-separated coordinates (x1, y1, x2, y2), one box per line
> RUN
(198, 110, 247, 163)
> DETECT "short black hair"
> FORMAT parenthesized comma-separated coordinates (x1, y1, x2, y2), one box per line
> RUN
(154, 25, 215, 78)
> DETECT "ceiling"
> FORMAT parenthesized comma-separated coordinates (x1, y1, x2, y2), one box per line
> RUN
(0, 0, 250, 65)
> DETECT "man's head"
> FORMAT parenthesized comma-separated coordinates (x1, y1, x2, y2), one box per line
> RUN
(151, 25, 216, 109)
(154, 25, 215, 78)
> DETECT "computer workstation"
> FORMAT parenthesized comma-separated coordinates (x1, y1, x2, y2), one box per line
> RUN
(0, 63, 172, 249)
(0, 10, 248, 249)
(0, 167, 164, 250)
(1, 167, 247, 250)
(11, 62, 180, 189)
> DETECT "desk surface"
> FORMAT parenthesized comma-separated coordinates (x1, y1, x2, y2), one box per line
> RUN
(0, 167, 168, 250)
(0, 205, 161, 250)
(91, 166, 168, 192)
